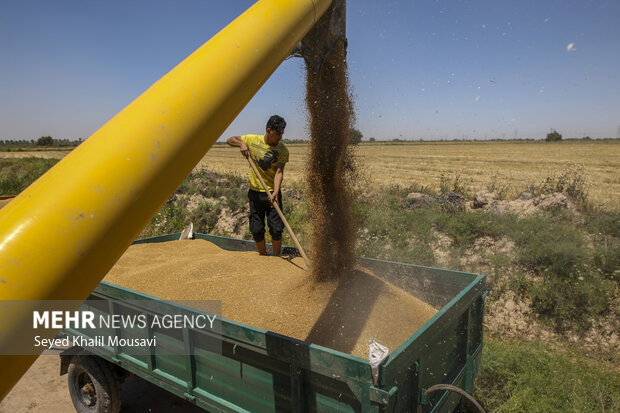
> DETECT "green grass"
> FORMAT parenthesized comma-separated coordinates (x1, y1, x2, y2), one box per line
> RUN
(475, 338, 620, 412)
(0, 158, 59, 195)
(500, 213, 617, 331)
(352, 185, 618, 332)
(140, 168, 247, 237)
(586, 210, 620, 238)
(354, 197, 438, 266)
(433, 210, 509, 247)
(585, 210, 620, 282)
(504, 214, 588, 276)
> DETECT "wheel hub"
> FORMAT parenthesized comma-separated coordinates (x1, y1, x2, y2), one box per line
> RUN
(77, 372, 97, 407)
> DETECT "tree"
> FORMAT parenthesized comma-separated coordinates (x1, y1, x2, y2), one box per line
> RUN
(369, 137, 376, 142)
(546, 130, 562, 142)
(349, 127, 363, 145)
(37, 136, 54, 146)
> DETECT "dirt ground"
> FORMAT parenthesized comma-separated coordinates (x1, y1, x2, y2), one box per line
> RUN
(0, 352, 204, 412)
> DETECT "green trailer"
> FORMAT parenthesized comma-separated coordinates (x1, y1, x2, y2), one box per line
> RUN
(60, 233, 486, 412)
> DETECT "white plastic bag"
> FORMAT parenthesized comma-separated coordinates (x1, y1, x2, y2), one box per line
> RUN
(179, 222, 194, 240)
(369, 338, 389, 386)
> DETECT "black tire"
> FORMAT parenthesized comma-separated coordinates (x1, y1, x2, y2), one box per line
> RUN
(91, 356, 122, 413)
(67, 355, 122, 413)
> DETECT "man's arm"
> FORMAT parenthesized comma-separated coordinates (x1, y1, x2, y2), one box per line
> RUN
(226, 136, 249, 158)
(270, 163, 286, 204)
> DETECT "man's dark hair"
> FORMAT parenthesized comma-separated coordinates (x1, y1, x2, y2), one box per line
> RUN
(266, 115, 286, 134)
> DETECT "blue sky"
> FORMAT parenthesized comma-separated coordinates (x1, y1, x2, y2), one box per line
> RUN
(1, 0, 619, 141)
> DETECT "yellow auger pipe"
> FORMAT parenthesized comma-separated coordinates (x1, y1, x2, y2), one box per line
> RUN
(0, 0, 333, 400)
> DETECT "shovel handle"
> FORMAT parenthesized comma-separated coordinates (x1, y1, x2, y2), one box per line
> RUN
(246, 157, 311, 268)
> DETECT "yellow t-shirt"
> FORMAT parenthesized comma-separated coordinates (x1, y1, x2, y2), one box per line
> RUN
(241, 134, 289, 192)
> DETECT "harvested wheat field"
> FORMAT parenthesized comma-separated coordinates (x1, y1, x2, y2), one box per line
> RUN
(4, 141, 619, 207)
(103, 239, 437, 359)
(197, 140, 620, 209)
(0, 150, 72, 159)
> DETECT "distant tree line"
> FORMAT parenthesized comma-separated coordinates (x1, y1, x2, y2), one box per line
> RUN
(0, 136, 83, 150)
(281, 127, 365, 145)
(273, 130, 614, 144)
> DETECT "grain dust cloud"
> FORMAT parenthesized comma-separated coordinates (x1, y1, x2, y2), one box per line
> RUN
(304, 21, 357, 281)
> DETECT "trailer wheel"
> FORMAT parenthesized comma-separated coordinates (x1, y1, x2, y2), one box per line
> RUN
(67, 356, 121, 413)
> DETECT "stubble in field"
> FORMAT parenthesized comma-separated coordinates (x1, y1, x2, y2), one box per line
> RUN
(195, 140, 620, 209)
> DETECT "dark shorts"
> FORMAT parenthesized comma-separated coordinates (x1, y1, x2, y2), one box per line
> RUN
(248, 189, 284, 242)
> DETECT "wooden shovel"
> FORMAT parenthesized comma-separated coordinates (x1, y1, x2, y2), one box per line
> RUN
(247, 156, 311, 268)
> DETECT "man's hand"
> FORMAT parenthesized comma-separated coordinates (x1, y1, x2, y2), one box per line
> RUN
(268, 191, 278, 207)
(239, 142, 250, 158)
(226, 136, 250, 158)
(269, 163, 285, 208)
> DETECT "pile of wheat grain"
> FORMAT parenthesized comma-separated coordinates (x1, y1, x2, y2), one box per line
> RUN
(104, 239, 437, 358)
